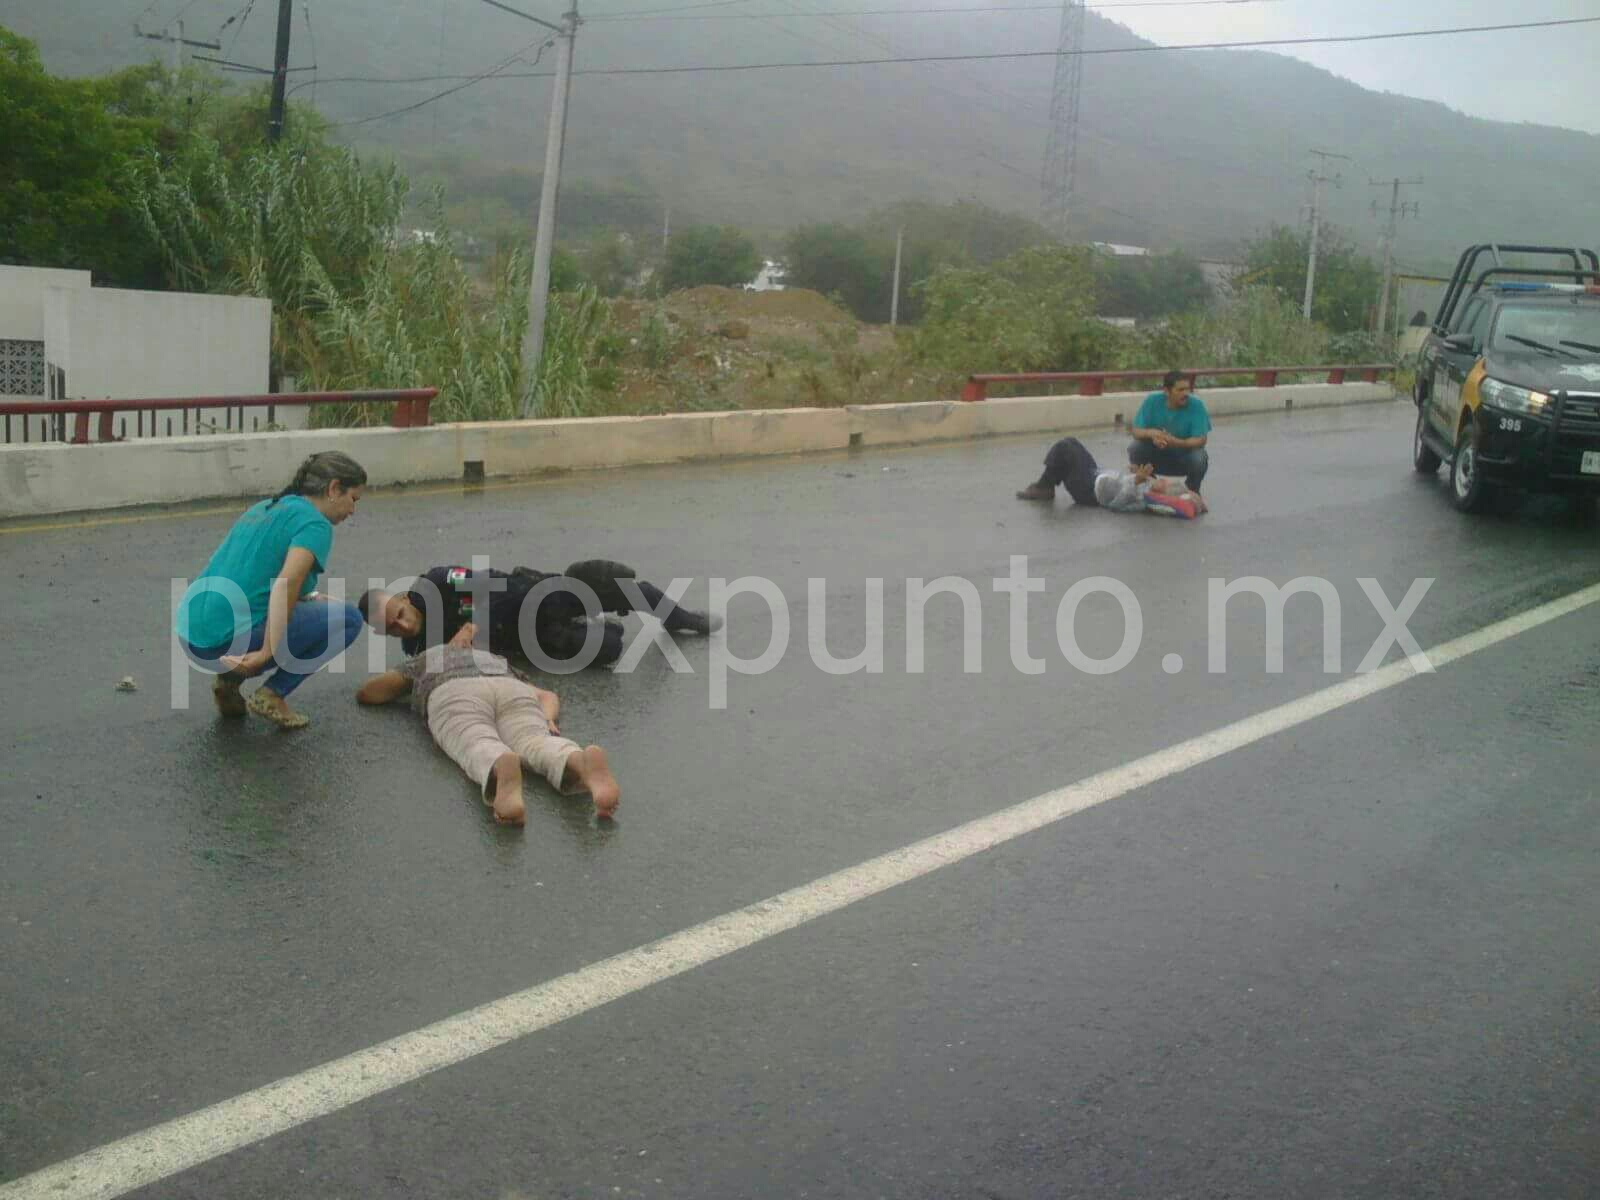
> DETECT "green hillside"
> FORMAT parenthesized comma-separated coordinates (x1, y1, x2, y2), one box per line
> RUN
(9, 2, 1598, 268)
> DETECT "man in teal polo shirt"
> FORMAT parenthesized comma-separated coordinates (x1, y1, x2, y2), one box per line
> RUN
(1128, 369, 1211, 492)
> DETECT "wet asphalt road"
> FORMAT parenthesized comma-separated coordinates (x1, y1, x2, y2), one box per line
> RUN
(3, 398, 1599, 1198)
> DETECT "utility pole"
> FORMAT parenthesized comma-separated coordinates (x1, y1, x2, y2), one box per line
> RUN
(662, 203, 671, 256)
(266, 0, 294, 142)
(519, 6, 580, 418)
(1370, 177, 1423, 335)
(890, 226, 904, 327)
(1301, 149, 1347, 320)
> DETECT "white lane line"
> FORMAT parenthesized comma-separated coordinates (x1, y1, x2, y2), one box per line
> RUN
(8, 580, 1600, 1200)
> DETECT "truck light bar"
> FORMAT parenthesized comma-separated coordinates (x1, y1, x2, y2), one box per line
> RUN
(1492, 281, 1600, 294)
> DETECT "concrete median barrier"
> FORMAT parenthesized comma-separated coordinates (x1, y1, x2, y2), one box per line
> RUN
(0, 382, 1394, 518)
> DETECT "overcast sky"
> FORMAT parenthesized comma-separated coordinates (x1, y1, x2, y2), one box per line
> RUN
(1108, 0, 1597, 135)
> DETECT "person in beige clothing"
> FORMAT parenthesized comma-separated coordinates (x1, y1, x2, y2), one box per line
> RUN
(357, 622, 620, 825)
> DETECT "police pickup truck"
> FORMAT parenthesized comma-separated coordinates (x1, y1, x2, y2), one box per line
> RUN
(1413, 243, 1600, 512)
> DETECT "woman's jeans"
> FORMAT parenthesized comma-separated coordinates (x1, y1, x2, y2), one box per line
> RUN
(183, 600, 364, 697)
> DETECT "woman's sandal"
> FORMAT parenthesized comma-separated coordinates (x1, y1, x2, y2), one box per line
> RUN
(246, 688, 310, 730)
(213, 676, 247, 718)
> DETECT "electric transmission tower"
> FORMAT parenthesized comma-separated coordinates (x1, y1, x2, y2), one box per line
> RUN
(1042, 0, 1086, 241)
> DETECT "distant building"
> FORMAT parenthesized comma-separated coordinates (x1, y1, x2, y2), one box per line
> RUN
(394, 228, 484, 260)
(1092, 242, 1150, 257)
(744, 260, 788, 292)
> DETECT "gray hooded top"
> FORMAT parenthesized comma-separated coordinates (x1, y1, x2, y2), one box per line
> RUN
(1092, 470, 1152, 513)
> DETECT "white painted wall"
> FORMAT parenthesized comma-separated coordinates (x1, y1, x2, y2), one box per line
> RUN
(50, 287, 269, 398)
(0, 266, 90, 342)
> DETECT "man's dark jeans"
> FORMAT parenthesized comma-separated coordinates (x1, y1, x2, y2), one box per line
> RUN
(1127, 441, 1209, 491)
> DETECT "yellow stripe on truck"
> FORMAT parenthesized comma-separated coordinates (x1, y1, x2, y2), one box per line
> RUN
(1464, 358, 1488, 416)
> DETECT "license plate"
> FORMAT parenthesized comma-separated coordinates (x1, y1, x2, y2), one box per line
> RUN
(1584, 451, 1600, 475)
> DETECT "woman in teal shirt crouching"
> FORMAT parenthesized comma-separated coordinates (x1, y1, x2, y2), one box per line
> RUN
(175, 452, 368, 729)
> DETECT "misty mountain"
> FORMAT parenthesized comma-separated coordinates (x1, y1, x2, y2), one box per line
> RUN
(9, 1, 1598, 267)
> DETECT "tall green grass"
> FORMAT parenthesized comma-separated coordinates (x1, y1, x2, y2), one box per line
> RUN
(134, 138, 621, 424)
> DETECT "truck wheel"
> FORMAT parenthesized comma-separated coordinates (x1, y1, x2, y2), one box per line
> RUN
(1450, 419, 1492, 512)
(1413, 406, 1442, 474)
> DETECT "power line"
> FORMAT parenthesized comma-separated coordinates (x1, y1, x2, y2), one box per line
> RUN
(331, 36, 554, 127)
(432, 0, 449, 148)
(218, 0, 259, 60)
(475, 0, 566, 34)
(756, 0, 1053, 175)
(592, 0, 1285, 20)
(301, 0, 318, 104)
(570, 15, 1600, 73)
(197, 54, 313, 73)
(310, 13, 1600, 93)
(755, 0, 1043, 215)
(601, 0, 764, 13)
(147, 0, 212, 25)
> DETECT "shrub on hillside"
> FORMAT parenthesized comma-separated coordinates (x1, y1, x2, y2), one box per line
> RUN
(1138, 287, 1327, 370)
(661, 225, 761, 291)
(910, 244, 1120, 373)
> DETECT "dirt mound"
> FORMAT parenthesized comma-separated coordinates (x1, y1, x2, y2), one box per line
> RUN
(668, 286, 855, 325)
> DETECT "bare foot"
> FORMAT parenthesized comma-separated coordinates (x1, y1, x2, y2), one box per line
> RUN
(246, 687, 309, 730)
(213, 676, 246, 718)
(569, 745, 620, 819)
(489, 751, 526, 826)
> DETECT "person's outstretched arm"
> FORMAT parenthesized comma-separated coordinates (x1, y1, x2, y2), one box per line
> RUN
(222, 546, 316, 677)
(357, 671, 413, 705)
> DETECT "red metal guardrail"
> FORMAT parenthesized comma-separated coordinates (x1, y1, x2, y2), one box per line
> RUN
(0, 388, 439, 446)
(959, 364, 1394, 403)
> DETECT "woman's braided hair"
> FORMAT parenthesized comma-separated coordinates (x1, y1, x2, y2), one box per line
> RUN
(269, 451, 368, 506)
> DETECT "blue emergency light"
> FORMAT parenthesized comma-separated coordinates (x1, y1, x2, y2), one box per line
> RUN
(1492, 281, 1599, 294)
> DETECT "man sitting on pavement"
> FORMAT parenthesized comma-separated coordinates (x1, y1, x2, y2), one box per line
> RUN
(1127, 369, 1211, 493)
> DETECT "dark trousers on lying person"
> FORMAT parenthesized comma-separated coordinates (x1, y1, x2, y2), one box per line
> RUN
(506, 561, 711, 665)
(1127, 442, 1208, 492)
(1023, 437, 1103, 505)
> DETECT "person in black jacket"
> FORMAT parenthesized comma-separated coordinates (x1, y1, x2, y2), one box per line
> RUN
(359, 559, 718, 669)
